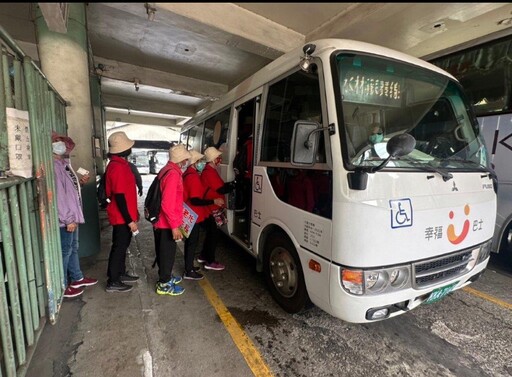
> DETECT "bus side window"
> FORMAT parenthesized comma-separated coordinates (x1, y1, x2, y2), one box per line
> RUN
(261, 70, 323, 163)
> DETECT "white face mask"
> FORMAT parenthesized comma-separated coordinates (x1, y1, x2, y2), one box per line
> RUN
(52, 141, 67, 155)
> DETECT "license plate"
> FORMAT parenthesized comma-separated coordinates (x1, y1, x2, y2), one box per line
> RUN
(424, 281, 458, 305)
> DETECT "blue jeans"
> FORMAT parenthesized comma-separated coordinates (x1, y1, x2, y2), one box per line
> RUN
(60, 227, 83, 286)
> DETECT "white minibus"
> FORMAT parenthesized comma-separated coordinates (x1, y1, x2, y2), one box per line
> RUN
(181, 39, 497, 323)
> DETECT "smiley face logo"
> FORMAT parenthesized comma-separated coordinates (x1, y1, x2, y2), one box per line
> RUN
(447, 204, 470, 245)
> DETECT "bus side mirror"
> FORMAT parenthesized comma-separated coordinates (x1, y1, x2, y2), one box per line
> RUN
(386, 133, 416, 157)
(291, 121, 321, 166)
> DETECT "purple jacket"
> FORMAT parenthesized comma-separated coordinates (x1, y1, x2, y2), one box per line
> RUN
(53, 158, 85, 227)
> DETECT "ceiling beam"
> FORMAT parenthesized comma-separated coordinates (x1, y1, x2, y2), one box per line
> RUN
(38, 3, 69, 33)
(95, 56, 228, 100)
(102, 94, 196, 118)
(105, 112, 178, 127)
(101, 3, 304, 59)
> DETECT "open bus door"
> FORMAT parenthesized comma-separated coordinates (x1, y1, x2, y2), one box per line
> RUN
(230, 97, 259, 246)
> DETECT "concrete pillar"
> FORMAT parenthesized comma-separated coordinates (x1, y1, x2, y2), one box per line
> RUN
(35, 3, 100, 258)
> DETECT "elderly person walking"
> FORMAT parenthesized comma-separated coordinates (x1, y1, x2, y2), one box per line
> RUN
(153, 144, 191, 295)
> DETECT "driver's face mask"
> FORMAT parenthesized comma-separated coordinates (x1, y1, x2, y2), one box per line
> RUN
(369, 133, 384, 144)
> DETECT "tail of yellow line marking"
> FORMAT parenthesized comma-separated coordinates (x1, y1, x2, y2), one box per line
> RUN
(463, 286, 512, 310)
(199, 279, 274, 377)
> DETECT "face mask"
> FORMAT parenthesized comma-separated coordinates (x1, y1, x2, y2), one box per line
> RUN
(196, 161, 206, 172)
(180, 160, 190, 172)
(52, 141, 67, 155)
(369, 134, 384, 144)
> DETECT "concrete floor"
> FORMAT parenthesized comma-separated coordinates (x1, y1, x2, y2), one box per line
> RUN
(27, 187, 254, 377)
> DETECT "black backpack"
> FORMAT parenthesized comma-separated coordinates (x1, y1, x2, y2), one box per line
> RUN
(97, 172, 110, 209)
(144, 169, 171, 223)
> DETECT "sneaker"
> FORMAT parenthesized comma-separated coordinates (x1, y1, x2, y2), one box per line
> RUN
(64, 286, 84, 298)
(156, 281, 185, 296)
(183, 270, 204, 280)
(105, 281, 133, 293)
(196, 256, 208, 264)
(120, 273, 139, 284)
(204, 262, 225, 271)
(70, 277, 98, 289)
(169, 275, 183, 285)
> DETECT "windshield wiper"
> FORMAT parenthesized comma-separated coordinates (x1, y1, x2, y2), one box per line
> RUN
(441, 158, 496, 179)
(402, 158, 453, 182)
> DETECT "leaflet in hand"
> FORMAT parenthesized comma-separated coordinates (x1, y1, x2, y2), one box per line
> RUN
(180, 203, 198, 238)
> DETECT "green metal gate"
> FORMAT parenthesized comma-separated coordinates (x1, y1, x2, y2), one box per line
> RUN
(0, 26, 67, 376)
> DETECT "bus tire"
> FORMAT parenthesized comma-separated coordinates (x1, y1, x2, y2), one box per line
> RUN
(263, 232, 309, 313)
(499, 222, 512, 267)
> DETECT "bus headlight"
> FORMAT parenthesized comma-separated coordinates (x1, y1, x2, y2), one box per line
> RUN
(341, 269, 363, 295)
(341, 266, 411, 296)
(477, 240, 492, 264)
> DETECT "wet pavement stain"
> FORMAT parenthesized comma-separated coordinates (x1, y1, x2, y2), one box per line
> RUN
(228, 307, 281, 328)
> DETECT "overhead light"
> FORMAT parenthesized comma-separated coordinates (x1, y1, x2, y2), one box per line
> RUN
(145, 3, 156, 21)
(497, 18, 512, 26)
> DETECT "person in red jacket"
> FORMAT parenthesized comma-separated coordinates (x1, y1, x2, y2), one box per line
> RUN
(182, 150, 225, 280)
(153, 144, 191, 296)
(198, 147, 235, 271)
(105, 131, 140, 293)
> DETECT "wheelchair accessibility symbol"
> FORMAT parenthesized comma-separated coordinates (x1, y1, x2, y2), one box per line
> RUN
(389, 199, 413, 229)
(254, 174, 263, 193)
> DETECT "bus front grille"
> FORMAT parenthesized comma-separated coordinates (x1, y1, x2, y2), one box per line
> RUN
(412, 250, 473, 288)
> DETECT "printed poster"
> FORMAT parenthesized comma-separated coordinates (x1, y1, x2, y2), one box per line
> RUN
(180, 203, 198, 238)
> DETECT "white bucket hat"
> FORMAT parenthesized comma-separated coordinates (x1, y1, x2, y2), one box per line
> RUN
(170, 144, 192, 163)
(189, 150, 204, 165)
(204, 146, 222, 162)
(108, 131, 135, 154)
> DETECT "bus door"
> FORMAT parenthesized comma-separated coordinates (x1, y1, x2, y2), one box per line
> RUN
(231, 96, 259, 246)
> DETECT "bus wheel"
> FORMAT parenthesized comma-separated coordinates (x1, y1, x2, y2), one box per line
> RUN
(263, 233, 308, 313)
(499, 223, 512, 267)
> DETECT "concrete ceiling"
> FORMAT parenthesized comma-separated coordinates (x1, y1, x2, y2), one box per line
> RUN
(1, 3, 512, 132)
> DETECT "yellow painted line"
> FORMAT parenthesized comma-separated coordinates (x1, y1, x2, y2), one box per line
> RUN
(199, 278, 274, 377)
(462, 286, 512, 310)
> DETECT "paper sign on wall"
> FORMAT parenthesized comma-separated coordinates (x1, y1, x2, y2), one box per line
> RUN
(6, 108, 32, 178)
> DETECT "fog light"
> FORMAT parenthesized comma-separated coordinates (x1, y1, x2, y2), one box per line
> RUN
(366, 307, 390, 320)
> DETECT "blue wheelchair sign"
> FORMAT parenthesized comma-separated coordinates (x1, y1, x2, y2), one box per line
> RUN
(389, 199, 413, 229)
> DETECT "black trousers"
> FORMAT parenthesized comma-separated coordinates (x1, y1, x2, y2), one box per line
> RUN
(107, 224, 132, 283)
(153, 228, 177, 283)
(200, 216, 218, 264)
(184, 220, 203, 273)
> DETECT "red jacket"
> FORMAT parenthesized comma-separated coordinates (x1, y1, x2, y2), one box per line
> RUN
(106, 156, 138, 225)
(183, 166, 209, 224)
(154, 162, 184, 230)
(200, 163, 224, 214)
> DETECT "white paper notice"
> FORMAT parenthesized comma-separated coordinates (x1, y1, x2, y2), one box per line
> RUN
(6, 108, 32, 178)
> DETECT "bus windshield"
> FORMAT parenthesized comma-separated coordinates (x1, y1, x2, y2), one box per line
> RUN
(336, 53, 489, 171)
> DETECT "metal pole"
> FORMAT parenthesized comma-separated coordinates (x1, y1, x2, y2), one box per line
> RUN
(0, 48, 7, 175)
(23, 57, 58, 324)
(19, 181, 41, 330)
(8, 184, 35, 346)
(0, 189, 26, 364)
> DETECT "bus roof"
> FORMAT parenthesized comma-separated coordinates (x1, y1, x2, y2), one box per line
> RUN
(183, 39, 457, 131)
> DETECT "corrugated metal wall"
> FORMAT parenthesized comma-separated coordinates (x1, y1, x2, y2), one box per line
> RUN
(0, 26, 66, 376)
